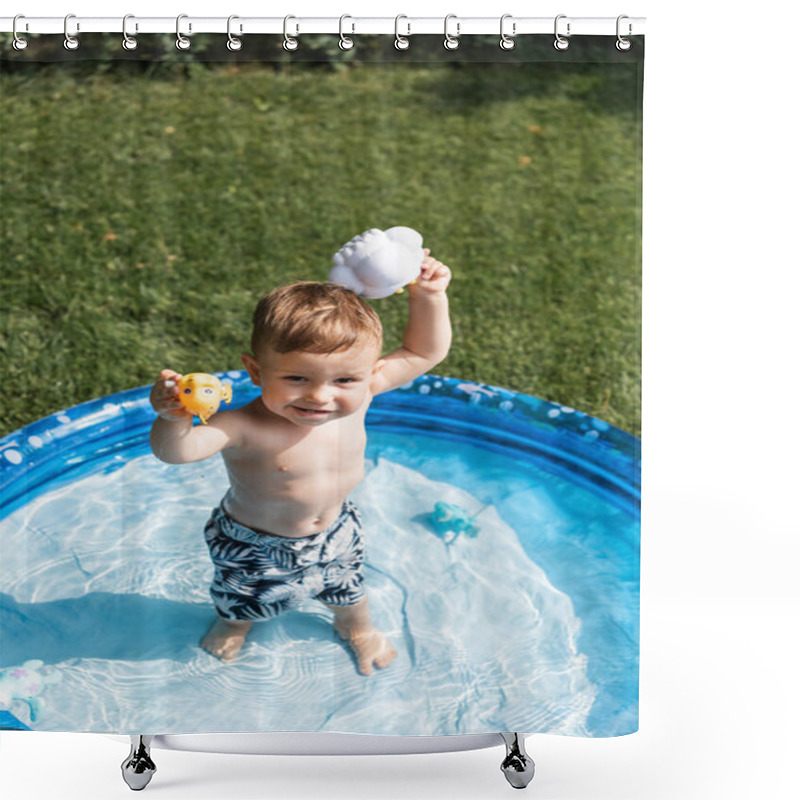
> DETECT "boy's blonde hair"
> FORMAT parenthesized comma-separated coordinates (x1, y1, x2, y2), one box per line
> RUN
(251, 282, 383, 357)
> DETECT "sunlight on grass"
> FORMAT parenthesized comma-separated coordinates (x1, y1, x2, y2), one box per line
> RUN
(1, 61, 641, 435)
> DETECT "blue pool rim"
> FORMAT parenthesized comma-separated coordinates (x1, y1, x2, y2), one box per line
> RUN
(0, 373, 640, 521)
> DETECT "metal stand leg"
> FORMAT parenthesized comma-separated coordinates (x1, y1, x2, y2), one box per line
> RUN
(500, 732, 535, 789)
(121, 735, 157, 791)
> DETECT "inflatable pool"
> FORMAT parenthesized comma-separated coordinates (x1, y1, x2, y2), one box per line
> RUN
(0, 374, 639, 740)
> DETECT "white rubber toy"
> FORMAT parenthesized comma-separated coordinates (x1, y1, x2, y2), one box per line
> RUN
(329, 226, 424, 299)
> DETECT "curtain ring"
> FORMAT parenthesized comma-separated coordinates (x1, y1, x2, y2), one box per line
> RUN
(394, 15, 410, 51)
(339, 15, 355, 50)
(444, 14, 460, 51)
(227, 15, 243, 51)
(283, 15, 299, 51)
(554, 14, 570, 51)
(12, 15, 28, 51)
(122, 15, 138, 51)
(63, 13, 80, 51)
(176, 14, 191, 50)
(499, 14, 516, 51)
(616, 15, 632, 51)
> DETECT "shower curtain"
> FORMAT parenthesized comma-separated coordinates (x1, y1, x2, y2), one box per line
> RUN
(0, 24, 643, 740)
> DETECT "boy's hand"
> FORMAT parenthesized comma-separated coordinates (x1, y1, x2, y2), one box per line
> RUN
(410, 249, 452, 295)
(150, 369, 191, 422)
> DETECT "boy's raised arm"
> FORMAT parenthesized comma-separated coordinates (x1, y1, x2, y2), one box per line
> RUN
(149, 369, 236, 464)
(372, 252, 453, 396)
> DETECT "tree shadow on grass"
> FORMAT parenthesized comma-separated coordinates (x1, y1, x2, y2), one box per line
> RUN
(1, 34, 643, 118)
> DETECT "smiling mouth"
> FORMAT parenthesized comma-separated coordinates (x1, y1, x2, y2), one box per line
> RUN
(291, 406, 333, 417)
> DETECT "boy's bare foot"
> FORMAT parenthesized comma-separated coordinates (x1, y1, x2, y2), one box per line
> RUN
(200, 618, 253, 662)
(328, 596, 396, 675)
(335, 624, 398, 676)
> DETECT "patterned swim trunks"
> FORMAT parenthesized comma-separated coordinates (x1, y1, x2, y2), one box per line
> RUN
(203, 499, 366, 621)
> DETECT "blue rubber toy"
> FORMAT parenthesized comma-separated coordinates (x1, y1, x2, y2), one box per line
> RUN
(428, 502, 480, 544)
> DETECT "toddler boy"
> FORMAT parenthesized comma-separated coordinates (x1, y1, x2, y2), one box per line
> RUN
(149, 251, 451, 675)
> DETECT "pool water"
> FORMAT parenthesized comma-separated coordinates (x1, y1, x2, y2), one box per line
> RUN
(0, 375, 639, 738)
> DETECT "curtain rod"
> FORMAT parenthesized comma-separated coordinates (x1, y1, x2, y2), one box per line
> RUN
(1, 16, 646, 37)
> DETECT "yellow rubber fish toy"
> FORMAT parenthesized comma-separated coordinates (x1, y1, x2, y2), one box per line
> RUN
(176, 373, 233, 424)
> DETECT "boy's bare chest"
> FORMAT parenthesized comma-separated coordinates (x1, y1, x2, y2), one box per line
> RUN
(227, 415, 367, 477)
(277, 424, 365, 473)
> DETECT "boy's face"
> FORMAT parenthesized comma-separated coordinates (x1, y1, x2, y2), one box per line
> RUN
(242, 345, 383, 427)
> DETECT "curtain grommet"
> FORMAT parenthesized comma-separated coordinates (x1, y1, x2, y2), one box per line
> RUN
(394, 15, 411, 51)
(554, 15, 570, 51)
(616, 15, 632, 51)
(283, 15, 299, 51)
(63, 13, 80, 51)
(175, 14, 191, 50)
(122, 15, 138, 51)
(227, 15, 243, 51)
(12, 15, 29, 51)
(444, 14, 460, 51)
(499, 15, 516, 51)
(339, 15, 355, 50)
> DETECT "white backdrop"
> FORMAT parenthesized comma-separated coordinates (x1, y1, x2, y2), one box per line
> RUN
(2, 1, 798, 798)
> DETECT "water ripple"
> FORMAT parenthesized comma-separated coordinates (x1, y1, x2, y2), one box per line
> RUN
(2, 452, 601, 736)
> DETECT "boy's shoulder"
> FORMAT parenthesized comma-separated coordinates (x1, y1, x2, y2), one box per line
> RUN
(213, 399, 264, 426)
(207, 400, 267, 439)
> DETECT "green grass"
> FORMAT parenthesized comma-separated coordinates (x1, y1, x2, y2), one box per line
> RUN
(1, 60, 641, 435)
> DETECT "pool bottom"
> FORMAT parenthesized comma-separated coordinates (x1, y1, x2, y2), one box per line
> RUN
(0, 442, 636, 737)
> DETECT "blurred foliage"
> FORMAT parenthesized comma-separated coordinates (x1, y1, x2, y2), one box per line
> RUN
(1, 32, 642, 73)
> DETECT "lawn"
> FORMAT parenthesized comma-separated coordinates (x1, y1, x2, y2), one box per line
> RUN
(0, 56, 641, 435)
